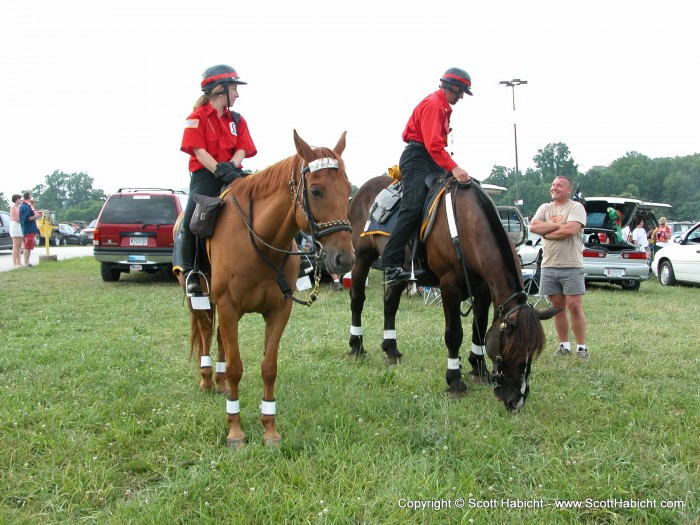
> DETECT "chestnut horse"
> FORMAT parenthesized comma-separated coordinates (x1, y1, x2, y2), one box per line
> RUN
(175, 130, 354, 447)
(347, 175, 559, 412)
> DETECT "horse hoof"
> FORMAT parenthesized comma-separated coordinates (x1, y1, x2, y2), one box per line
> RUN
(199, 381, 214, 392)
(263, 436, 281, 447)
(468, 372, 490, 385)
(347, 348, 366, 359)
(384, 354, 402, 365)
(226, 437, 247, 450)
(447, 380, 468, 397)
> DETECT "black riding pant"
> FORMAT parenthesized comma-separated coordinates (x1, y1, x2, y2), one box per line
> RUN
(381, 143, 444, 269)
(180, 168, 224, 272)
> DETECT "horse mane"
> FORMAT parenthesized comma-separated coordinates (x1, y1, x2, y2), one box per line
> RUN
(471, 184, 522, 285)
(470, 184, 546, 363)
(235, 147, 343, 202)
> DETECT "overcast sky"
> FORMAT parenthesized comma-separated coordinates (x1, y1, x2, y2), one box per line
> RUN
(2, 0, 698, 202)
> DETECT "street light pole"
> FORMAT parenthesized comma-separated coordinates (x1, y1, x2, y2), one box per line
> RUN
(499, 79, 527, 209)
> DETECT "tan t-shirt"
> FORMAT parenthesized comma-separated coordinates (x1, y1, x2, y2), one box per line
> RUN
(532, 199, 586, 269)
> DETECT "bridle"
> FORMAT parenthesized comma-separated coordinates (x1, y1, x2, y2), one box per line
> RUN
(293, 156, 352, 243)
(230, 154, 351, 306)
(490, 290, 531, 393)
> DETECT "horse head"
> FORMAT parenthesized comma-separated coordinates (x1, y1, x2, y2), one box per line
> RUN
(485, 293, 561, 412)
(292, 130, 354, 276)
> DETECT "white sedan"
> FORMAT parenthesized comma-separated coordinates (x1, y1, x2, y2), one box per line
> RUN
(652, 221, 700, 286)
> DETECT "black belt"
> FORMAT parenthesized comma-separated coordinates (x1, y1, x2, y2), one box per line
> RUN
(406, 141, 425, 148)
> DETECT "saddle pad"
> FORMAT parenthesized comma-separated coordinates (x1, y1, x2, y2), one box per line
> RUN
(419, 185, 448, 242)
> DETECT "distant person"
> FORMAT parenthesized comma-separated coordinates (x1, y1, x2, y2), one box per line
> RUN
(529, 176, 589, 360)
(620, 224, 632, 244)
(9, 193, 24, 269)
(631, 216, 650, 260)
(19, 192, 41, 268)
(651, 216, 671, 258)
(382, 67, 472, 286)
(179, 64, 257, 294)
(331, 273, 343, 292)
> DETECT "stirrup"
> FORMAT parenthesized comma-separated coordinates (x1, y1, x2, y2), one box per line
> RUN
(186, 270, 211, 310)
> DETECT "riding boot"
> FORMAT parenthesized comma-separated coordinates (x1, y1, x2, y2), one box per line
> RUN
(180, 230, 202, 295)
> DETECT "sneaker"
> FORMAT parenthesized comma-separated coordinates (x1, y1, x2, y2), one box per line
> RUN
(555, 344, 571, 356)
(332, 281, 343, 292)
(576, 348, 590, 360)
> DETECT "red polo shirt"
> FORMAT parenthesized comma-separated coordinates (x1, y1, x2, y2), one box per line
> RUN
(402, 89, 457, 172)
(181, 103, 257, 172)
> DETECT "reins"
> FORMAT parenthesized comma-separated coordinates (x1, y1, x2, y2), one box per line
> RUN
(229, 154, 351, 306)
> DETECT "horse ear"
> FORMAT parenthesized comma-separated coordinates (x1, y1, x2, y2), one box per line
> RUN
(536, 307, 562, 321)
(333, 131, 347, 157)
(293, 129, 316, 162)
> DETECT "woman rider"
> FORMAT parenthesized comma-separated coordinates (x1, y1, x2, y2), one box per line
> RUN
(180, 64, 257, 294)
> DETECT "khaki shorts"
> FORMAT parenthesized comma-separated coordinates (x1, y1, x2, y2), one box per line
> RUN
(540, 267, 585, 296)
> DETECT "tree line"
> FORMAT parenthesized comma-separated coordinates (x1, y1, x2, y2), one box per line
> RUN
(485, 144, 700, 221)
(2, 147, 699, 223)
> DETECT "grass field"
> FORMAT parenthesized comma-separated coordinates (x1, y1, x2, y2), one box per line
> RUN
(0, 257, 698, 524)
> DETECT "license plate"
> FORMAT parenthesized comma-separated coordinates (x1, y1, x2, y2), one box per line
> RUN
(129, 264, 143, 271)
(604, 268, 625, 277)
(129, 237, 148, 246)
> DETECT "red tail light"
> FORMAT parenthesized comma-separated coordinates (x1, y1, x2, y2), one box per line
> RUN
(582, 249, 606, 258)
(622, 251, 647, 260)
(93, 228, 100, 246)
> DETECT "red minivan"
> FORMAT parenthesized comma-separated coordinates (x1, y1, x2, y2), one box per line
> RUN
(93, 188, 187, 282)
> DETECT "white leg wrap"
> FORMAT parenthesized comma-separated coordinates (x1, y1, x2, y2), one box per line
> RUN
(216, 361, 226, 374)
(260, 400, 276, 416)
(200, 355, 212, 368)
(349, 325, 363, 336)
(471, 343, 485, 356)
(384, 330, 397, 340)
(448, 357, 461, 370)
(226, 398, 240, 415)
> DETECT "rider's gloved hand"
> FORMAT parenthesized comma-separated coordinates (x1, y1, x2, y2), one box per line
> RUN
(214, 162, 244, 184)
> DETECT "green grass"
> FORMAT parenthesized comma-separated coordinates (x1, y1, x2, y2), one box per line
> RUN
(0, 257, 698, 524)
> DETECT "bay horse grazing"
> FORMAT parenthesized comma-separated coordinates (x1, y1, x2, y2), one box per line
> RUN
(347, 175, 560, 412)
(175, 130, 354, 447)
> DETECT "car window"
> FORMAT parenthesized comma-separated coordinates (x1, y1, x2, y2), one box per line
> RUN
(0, 211, 9, 227)
(100, 195, 179, 225)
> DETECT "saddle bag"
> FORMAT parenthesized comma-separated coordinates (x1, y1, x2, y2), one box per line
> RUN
(370, 183, 402, 224)
(189, 193, 224, 238)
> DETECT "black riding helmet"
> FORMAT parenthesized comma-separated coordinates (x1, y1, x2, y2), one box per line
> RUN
(201, 64, 247, 95)
(440, 67, 473, 96)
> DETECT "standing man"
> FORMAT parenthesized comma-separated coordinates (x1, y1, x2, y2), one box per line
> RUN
(530, 176, 589, 359)
(18, 192, 41, 268)
(382, 67, 472, 285)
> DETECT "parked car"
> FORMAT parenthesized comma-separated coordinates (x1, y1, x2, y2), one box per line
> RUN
(93, 188, 188, 282)
(652, 221, 700, 286)
(0, 211, 12, 250)
(517, 233, 541, 268)
(56, 223, 89, 246)
(81, 219, 97, 243)
(35, 210, 60, 246)
(581, 197, 670, 291)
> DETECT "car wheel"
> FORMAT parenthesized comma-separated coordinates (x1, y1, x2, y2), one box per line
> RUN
(61, 236, 68, 246)
(100, 262, 121, 282)
(659, 261, 676, 286)
(52, 234, 60, 246)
